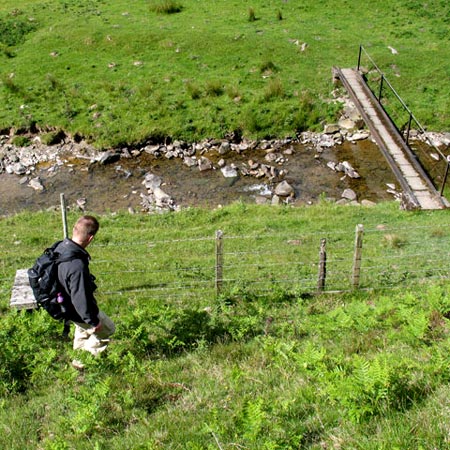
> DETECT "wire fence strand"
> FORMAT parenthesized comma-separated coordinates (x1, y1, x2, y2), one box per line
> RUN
(2, 223, 450, 305)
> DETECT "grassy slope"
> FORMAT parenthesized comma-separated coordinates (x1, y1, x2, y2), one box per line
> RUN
(0, 0, 448, 147)
(1, 203, 450, 448)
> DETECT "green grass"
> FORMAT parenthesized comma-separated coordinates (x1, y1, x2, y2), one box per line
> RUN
(0, 1, 448, 147)
(1, 202, 450, 448)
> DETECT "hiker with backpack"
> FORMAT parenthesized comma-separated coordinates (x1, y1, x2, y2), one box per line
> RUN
(29, 215, 115, 369)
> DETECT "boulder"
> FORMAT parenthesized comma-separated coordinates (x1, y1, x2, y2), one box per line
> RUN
(143, 145, 161, 155)
(345, 106, 362, 122)
(341, 188, 357, 201)
(255, 195, 270, 205)
(143, 173, 162, 190)
(28, 177, 44, 191)
(8, 162, 27, 175)
(348, 131, 370, 142)
(323, 124, 340, 134)
(98, 150, 120, 165)
(338, 118, 357, 131)
(183, 156, 197, 167)
(318, 134, 336, 147)
(218, 141, 231, 155)
(76, 198, 87, 210)
(327, 161, 337, 171)
(264, 152, 278, 162)
(271, 195, 281, 205)
(341, 161, 360, 179)
(198, 156, 213, 171)
(274, 180, 294, 197)
(248, 159, 259, 170)
(221, 165, 238, 178)
(152, 187, 171, 206)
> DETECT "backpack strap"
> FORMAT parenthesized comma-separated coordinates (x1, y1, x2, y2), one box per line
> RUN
(57, 253, 83, 264)
(52, 240, 88, 265)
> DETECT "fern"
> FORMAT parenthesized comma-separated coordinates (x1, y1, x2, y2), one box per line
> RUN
(262, 338, 326, 373)
(354, 357, 389, 403)
(429, 346, 450, 382)
(295, 341, 327, 370)
(325, 355, 391, 423)
(241, 398, 265, 441)
(328, 308, 354, 329)
(397, 304, 429, 340)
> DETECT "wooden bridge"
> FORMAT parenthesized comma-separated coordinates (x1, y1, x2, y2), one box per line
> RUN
(333, 66, 449, 210)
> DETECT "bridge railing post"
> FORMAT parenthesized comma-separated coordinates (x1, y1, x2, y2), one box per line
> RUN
(440, 158, 450, 196)
(357, 45, 362, 71)
(378, 75, 384, 102)
(355, 45, 448, 204)
(406, 113, 412, 145)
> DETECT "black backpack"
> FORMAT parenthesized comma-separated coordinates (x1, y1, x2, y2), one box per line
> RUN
(28, 241, 79, 321)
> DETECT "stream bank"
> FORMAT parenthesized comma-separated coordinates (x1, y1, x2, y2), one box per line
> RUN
(2, 97, 447, 215)
(0, 134, 396, 216)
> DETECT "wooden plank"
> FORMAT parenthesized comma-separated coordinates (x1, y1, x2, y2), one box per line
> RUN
(336, 67, 447, 210)
(10, 269, 38, 310)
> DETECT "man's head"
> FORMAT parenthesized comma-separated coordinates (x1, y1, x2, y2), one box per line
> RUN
(72, 215, 99, 248)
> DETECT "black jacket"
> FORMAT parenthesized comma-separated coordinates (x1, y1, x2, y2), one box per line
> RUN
(55, 238, 100, 327)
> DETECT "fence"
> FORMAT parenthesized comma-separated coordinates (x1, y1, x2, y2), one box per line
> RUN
(357, 45, 450, 196)
(2, 206, 450, 309)
(66, 223, 450, 305)
(75, 224, 450, 308)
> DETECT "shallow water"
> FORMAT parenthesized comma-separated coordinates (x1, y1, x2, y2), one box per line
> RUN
(0, 139, 396, 216)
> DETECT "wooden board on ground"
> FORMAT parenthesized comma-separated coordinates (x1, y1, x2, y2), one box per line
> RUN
(10, 269, 37, 310)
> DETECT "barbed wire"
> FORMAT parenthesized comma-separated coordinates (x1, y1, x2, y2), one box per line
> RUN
(2, 224, 450, 306)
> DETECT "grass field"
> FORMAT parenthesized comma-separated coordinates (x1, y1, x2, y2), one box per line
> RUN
(1, 2, 450, 447)
(1, 203, 450, 448)
(0, 0, 449, 147)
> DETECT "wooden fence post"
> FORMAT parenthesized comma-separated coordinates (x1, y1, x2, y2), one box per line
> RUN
(317, 238, 327, 291)
(215, 230, 223, 296)
(60, 193, 68, 239)
(352, 224, 364, 288)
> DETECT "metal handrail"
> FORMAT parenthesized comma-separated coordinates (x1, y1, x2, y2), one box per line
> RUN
(357, 45, 449, 196)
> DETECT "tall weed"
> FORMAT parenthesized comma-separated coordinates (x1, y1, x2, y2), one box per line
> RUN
(0, 14, 37, 46)
(262, 77, 285, 101)
(149, 0, 183, 14)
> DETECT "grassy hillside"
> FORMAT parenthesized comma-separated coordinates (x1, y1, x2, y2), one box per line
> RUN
(0, 0, 449, 147)
(1, 202, 450, 448)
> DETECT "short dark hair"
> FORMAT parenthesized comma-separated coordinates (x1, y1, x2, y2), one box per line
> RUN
(74, 215, 100, 238)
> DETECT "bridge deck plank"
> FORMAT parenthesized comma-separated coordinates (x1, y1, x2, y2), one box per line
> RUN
(337, 67, 446, 210)
(10, 269, 37, 310)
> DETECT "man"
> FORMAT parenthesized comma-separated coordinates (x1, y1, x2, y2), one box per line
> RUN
(55, 215, 115, 368)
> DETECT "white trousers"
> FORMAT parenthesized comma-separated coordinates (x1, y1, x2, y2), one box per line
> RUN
(72, 310, 115, 356)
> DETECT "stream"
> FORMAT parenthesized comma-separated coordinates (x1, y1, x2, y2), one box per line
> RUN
(0, 139, 396, 216)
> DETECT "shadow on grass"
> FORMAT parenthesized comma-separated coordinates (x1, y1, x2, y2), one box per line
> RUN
(153, 309, 231, 355)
